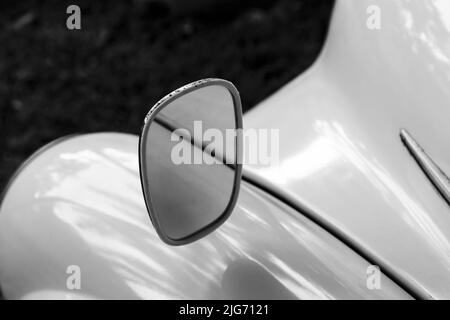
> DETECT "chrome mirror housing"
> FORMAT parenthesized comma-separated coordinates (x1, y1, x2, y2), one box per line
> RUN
(139, 79, 243, 245)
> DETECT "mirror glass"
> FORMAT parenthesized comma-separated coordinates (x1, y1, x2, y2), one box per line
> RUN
(140, 81, 242, 244)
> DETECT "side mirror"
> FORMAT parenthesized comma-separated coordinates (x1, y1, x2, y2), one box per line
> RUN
(139, 79, 243, 245)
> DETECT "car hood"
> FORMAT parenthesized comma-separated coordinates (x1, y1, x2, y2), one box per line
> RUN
(244, 0, 450, 299)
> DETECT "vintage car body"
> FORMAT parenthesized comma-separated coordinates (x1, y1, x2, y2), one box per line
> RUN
(245, 0, 450, 299)
(0, 134, 409, 299)
(0, 0, 449, 299)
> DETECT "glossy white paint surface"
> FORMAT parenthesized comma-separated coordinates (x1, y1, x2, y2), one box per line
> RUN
(0, 134, 408, 299)
(244, 0, 450, 299)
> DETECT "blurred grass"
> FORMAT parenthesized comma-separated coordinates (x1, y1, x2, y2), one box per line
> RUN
(0, 0, 334, 191)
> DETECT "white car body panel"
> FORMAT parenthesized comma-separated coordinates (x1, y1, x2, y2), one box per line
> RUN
(0, 134, 409, 299)
(245, 0, 450, 299)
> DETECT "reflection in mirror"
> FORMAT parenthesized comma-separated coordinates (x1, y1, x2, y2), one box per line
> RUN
(140, 80, 242, 244)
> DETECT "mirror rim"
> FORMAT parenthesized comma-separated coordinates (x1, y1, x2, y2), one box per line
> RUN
(139, 78, 243, 246)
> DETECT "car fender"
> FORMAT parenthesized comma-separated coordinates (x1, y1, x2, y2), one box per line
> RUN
(0, 133, 409, 299)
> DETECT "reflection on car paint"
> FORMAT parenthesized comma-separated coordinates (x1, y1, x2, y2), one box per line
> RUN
(0, 134, 409, 299)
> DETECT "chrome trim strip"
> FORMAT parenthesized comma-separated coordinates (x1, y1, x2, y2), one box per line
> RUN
(241, 169, 424, 300)
(400, 129, 450, 206)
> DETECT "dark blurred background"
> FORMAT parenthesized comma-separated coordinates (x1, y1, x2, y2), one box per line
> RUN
(0, 0, 334, 191)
